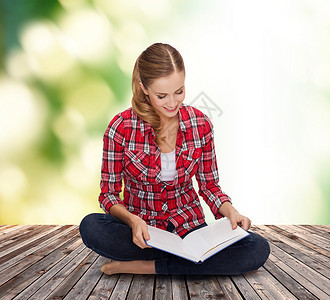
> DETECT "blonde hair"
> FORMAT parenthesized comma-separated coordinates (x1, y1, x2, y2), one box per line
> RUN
(131, 43, 185, 145)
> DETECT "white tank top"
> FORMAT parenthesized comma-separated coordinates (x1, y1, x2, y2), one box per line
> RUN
(160, 149, 176, 181)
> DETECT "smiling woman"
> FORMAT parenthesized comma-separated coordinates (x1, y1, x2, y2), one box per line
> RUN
(139, 71, 185, 127)
(79, 42, 270, 277)
(131, 43, 186, 146)
(138, 75, 185, 153)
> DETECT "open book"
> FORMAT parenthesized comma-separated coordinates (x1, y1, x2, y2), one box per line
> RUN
(145, 218, 250, 263)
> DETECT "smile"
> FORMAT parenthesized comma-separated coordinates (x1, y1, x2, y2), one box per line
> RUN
(164, 105, 178, 112)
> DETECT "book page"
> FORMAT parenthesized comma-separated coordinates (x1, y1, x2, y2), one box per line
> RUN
(146, 225, 200, 262)
(183, 218, 249, 259)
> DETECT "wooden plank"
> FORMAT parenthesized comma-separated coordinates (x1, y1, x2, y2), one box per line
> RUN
(0, 233, 84, 299)
(231, 274, 261, 300)
(154, 275, 171, 300)
(0, 225, 47, 250)
(0, 224, 327, 300)
(0, 225, 77, 272)
(12, 240, 84, 299)
(0, 225, 31, 236)
(109, 274, 133, 300)
(0, 225, 35, 247)
(270, 225, 330, 258)
(256, 225, 330, 276)
(298, 224, 330, 236)
(266, 225, 328, 261)
(0, 225, 18, 232)
(0, 225, 56, 254)
(89, 274, 119, 300)
(268, 253, 329, 299)
(261, 237, 330, 296)
(297, 225, 330, 251)
(263, 258, 316, 299)
(313, 224, 330, 233)
(186, 275, 226, 299)
(216, 276, 243, 300)
(0, 229, 80, 287)
(0, 250, 44, 286)
(244, 268, 297, 300)
(126, 274, 155, 300)
(284, 225, 330, 252)
(44, 251, 99, 300)
(63, 255, 109, 299)
(295, 225, 330, 242)
(172, 275, 188, 300)
(0, 225, 62, 259)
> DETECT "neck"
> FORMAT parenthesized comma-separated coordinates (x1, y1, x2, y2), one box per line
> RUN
(160, 115, 178, 128)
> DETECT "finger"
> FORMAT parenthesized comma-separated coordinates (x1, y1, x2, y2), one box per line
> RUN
(246, 218, 251, 230)
(241, 220, 247, 231)
(133, 237, 142, 248)
(143, 241, 152, 248)
(142, 236, 152, 248)
(241, 218, 250, 231)
(133, 240, 142, 249)
(134, 232, 146, 249)
(143, 237, 152, 248)
(138, 232, 150, 249)
(143, 227, 150, 241)
(141, 226, 152, 247)
(139, 239, 148, 248)
(247, 218, 252, 230)
(230, 218, 238, 230)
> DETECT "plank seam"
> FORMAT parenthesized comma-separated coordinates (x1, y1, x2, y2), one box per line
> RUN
(262, 260, 300, 299)
(254, 226, 330, 279)
(61, 251, 99, 299)
(228, 276, 246, 300)
(263, 256, 323, 299)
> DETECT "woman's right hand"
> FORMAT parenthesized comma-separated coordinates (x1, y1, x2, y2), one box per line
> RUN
(109, 204, 152, 249)
(130, 215, 151, 249)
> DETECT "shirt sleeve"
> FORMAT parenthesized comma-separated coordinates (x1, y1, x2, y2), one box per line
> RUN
(195, 114, 232, 219)
(98, 113, 126, 213)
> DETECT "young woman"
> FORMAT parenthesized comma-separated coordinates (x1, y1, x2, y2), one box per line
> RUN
(79, 42, 270, 275)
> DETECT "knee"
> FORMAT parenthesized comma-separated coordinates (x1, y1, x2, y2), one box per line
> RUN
(251, 233, 271, 269)
(79, 213, 100, 247)
(79, 213, 97, 233)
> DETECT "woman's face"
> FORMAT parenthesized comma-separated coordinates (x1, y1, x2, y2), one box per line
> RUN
(140, 70, 185, 124)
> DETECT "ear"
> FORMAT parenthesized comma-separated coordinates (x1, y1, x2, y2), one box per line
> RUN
(139, 81, 149, 95)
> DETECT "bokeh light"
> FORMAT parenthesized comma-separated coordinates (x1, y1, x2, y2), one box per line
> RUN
(59, 8, 114, 65)
(0, 0, 329, 225)
(0, 78, 47, 157)
(20, 20, 76, 80)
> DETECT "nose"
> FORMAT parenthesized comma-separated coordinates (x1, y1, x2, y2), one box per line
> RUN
(168, 95, 176, 107)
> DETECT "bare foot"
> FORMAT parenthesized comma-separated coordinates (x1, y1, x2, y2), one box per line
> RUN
(100, 260, 156, 275)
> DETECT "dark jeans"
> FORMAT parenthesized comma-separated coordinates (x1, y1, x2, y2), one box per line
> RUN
(79, 213, 270, 275)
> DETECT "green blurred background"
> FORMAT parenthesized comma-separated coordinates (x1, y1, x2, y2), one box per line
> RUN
(0, 0, 329, 225)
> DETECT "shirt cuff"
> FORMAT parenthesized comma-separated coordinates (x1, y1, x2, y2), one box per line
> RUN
(209, 196, 232, 220)
(99, 194, 125, 214)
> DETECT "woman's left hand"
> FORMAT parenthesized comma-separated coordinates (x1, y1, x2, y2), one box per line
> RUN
(219, 202, 252, 231)
(228, 210, 251, 231)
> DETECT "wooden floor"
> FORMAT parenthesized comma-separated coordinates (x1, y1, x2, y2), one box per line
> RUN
(0, 225, 329, 300)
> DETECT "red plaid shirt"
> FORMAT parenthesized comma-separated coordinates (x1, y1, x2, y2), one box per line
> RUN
(99, 103, 232, 237)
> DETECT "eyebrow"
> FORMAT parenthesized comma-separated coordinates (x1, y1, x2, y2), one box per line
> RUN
(156, 86, 184, 95)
